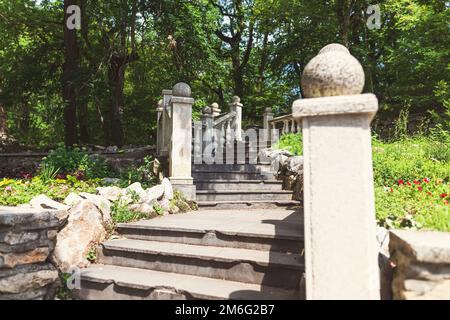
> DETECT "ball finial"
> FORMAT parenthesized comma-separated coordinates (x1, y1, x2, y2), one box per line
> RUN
(172, 82, 192, 97)
(301, 43, 365, 98)
(232, 96, 241, 104)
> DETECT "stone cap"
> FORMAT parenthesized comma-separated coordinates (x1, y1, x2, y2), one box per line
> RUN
(389, 229, 450, 264)
(301, 43, 365, 98)
(229, 96, 243, 107)
(292, 93, 378, 120)
(172, 82, 191, 97)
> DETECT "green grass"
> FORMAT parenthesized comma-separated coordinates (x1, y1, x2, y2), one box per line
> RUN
(275, 132, 450, 232)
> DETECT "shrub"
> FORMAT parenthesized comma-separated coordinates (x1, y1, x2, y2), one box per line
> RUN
(42, 147, 112, 179)
(274, 133, 303, 156)
(119, 156, 157, 189)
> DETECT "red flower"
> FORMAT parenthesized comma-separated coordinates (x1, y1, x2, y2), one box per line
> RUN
(398, 180, 405, 185)
(407, 181, 412, 186)
(441, 193, 448, 199)
(417, 186, 423, 191)
(423, 178, 430, 184)
(413, 180, 421, 185)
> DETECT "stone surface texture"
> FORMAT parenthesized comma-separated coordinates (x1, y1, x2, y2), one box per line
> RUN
(390, 230, 450, 300)
(0, 207, 67, 300)
(301, 43, 365, 98)
(295, 44, 380, 300)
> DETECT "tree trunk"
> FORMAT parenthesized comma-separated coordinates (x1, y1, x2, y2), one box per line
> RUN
(62, 0, 80, 147)
(0, 103, 7, 136)
(336, 0, 352, 47)
(108, 56, 126, 147)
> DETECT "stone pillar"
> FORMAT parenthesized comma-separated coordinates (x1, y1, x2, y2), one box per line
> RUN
(229, 96, 243, 141)
(263, 107, 274, 145)
(202, 106, 214, 164)
(294, 43, 380, 300)
(169, 83, 196, 200)
(156, 99, 163, 156)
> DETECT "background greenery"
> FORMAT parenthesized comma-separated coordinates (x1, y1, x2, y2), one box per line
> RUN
(0, 0, 448, 148)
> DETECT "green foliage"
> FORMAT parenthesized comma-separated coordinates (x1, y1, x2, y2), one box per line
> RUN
(43, 147, 112, 179)
(39, 162, 59, 182)
(119, 156, 157, 189)
(274, 133, 303, 156)
(153, 203, 164, 216)
(86, 247, 97, 263)
(110, 202, 152, 224)
(374, 134, 450, 232)
(0, 177, 99, 206)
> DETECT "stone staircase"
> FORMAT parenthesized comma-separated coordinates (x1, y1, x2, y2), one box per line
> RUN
(74, 209, 304, 300)
(74, 140, 305, 300)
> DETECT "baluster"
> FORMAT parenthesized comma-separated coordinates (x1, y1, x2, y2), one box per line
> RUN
(291, 119, 296, 133)
(226, 120, 232, 145)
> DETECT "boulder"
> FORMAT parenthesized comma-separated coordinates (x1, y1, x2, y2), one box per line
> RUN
(143, 184, 164, 204)
(126, 182, 147, 201)
(79, 193, 112, 222)
(64, 193, 83, 207)
(0, 264, 58, 295)
(288, 156, 304, 173)
(52, 200, 106, 273)
(97, 186, 123, 202)
(162, 178, 174, 201)
(129, 203, 155, 216)
(30, 195, 70, 211)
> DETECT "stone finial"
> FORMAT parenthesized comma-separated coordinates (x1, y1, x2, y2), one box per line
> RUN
(301, 43, 365, 98)
(264, 107, 273, 114)
(211, 103, 221, 117)
(231, 96, 241, 104)
(172, 82, 192, 97)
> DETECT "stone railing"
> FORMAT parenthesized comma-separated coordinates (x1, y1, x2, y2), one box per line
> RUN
(0, 207, 69, 300)
(263, 109, 301, 146)
(293, 43, 380, 300)
(155, 83, 196, 200)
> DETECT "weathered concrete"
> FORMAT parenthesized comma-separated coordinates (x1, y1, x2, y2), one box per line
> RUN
(390, 230, 450, 300)
(294, 44, 380, 300)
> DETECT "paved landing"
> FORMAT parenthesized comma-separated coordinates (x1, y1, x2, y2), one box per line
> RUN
(118, 208, 303, 240)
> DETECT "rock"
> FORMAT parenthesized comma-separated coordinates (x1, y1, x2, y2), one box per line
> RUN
(52, 200, 106, 273)
(129, 203, 155, 215)
(97, 186, 123, 202)
(169, 204, 180, 215)
(64, 193, 83, 207)
(102, 178, 121, 185)
(105, 146, 118, 153)
(143, 184, 164, 204)
(162, 178, 174, 201)
(288, 156, 304, 173)
(0, 247, 49, 269)
(0, 263, 58, 294)
(30, 195, 70, 211)
(79, 193, 112, 223)
(159, 199, 171, 215)
(126, 182, 147, 201)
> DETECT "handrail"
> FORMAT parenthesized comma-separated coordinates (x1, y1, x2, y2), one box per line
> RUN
(214, 111, 236, 127)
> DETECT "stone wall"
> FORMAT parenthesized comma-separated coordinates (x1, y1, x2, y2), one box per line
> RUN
(0, 207, 69, 300)
(390, 230, 450, 300)
(0, 146, 156, 177)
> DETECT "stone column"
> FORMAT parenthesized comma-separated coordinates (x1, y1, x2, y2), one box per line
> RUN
(169, 83, 196, 200)
(263, 107, 274, 145)
(229, 96, 243, 141)
(294, 44, 380, 300)
(156, 99, 163, 156)
(201, 106, 214, 164)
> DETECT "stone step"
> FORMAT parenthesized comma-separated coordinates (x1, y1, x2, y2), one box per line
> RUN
(193, 171, 274, 181)
(99, 239, 304, 289)
(196, 190, 293, 202)
(192, 163, 272, 173)
(195, 180, 284, 191)
(74, 265, 301, 300)
(197, 200, 302, 210)
(117, 209, 303, 253)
